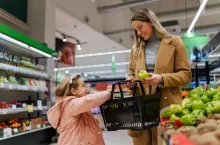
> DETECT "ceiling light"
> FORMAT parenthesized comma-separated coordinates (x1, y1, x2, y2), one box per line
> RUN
(75, 50, 130, 58)
(63, 35, 67, 42)
(54, 68, 58, 71)
(55, 62, 129, 71)
(77, 44, 81, 50)
(65, 70, 69, 74)
(84, 73, 88, 77)
(187, 0, 208, 33)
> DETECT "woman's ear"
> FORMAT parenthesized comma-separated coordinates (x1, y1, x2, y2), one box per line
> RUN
(71, 88, 76, 95)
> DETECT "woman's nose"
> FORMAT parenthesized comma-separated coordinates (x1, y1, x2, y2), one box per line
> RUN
(137, 30, 141, 36)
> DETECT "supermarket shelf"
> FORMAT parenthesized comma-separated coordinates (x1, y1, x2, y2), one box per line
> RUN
(0, 63, 49, 79)
(0, 126, 52, 140)
(0, 83, 48, 92)
(0, 106, 48, 115)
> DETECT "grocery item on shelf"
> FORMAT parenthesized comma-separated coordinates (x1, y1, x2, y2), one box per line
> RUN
(8, 76, 18, 84)
(20, 57, 35, 70)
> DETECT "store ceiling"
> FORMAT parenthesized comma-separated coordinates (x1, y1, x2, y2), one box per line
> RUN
(55, 8, 129, 78)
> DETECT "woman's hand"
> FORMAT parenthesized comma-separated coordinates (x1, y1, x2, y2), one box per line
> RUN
(125, 76, 137, 89)
(143, 73, 163, 85)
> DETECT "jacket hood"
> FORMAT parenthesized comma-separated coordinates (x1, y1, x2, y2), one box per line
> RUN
(47, 96, 75, 129)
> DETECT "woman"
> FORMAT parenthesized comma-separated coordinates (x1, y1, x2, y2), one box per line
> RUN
(126, 8, 192, 145)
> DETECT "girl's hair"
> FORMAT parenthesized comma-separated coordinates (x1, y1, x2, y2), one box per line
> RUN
(131, 8, 171, 48)
(55, 75, 81, 97)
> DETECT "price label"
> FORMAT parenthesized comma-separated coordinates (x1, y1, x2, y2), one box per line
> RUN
(27, 105, 33, 112)
(12, 105, 17, 109)
(37, 100, 42, 110)
(8, 85, 13, 89)
(7, 128, 12, 136)
(13, 128, 18, 133)
(2, 111, 7, 115)
(37, 124, 41, 129)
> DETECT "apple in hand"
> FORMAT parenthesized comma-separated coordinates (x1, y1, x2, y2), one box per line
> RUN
(138, 70, 149, 80)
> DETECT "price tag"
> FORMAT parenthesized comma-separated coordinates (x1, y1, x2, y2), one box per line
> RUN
(7, 128, 12, 136)
(8, 85, 13, 89)
(37, 124, 41, 129)
(33, 87, 37, 91)
(13, 128, 18, 133)
(27, 104, 33, 112)
(12, 105, 17, 109)
(2, 111, 7, 115)
(37, 100, 42, 110)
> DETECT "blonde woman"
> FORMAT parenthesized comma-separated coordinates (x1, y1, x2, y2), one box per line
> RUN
(126, 8, 192, 145)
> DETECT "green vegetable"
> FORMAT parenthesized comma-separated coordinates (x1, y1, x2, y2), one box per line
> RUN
(161, 110, 172, 119)
(192, 100, 206, 111)
(190, 93, 201, 101)
(182, 109, 190, 115)
(169, 104, 182, 114)
(211, 100, 220, 113)
(195, 86, 204, 96)
(188, 89, 197, 98)
(182, 98, 190, 107)
(170, 114, 180, 121)
(201, 93, 211, 104)
(205, 107, 212, 115)
(192, 109, 204, 119)
(207, 88, 218, 99)
(213, 92, 220, 101)
(180, 114, 196, 126)
(184, 102, 192, 111)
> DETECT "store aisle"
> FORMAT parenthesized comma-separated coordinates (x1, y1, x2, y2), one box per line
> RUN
(49, 130, 132, 145)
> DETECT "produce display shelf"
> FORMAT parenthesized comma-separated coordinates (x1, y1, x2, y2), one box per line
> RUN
(0, 63, 49, 79)
(0, 126, 52, 140)
(0, 83, 48, 92)
(0, 106, 48, 115)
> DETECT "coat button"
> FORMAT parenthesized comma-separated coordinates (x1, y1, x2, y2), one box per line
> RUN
(164, 97, 167, 100)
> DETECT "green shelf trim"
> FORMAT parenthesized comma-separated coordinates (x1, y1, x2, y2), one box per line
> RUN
(0, 24, 57, 57)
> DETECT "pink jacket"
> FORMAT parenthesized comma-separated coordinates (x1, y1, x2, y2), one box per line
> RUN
(47, 91, 110, 145)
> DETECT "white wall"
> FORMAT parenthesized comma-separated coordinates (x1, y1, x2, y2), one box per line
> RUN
(56, 0, 104, 32)
(98, 0, 134, 49)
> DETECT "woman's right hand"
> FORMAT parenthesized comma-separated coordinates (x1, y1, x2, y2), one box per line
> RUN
(125, 76, 137, 89)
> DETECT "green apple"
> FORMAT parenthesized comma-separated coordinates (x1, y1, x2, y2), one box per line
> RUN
(138, 70, 149, 80)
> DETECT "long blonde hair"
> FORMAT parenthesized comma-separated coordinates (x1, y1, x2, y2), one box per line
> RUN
(55, 75, 81, 97)
(131, 8, 171, 48)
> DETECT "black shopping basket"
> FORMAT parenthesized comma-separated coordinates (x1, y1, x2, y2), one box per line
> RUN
(100, 80, 162, 131)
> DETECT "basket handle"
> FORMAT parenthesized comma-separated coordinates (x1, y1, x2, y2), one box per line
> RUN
(110, 80, 146, 100)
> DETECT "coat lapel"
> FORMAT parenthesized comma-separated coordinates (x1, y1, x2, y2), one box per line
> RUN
(154, 37, 175, 74)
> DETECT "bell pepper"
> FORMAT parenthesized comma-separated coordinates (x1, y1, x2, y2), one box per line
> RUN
(213, 92, 220, 101)
(207, 88, 218, 99)
(170, 114, 181, 121)
(169, 104, 182, 114)
(192, 100, 206, 111)
(211, 100, 220, 113)
(161, 110, 172, 119)
(201, 93, 211, 104)
(184, 102, 192, 111)
(190, 93, 201, 101)
(195, 86, 204, 96)
(192, 109, 204, 119)
(180, 114, 196, 126)
(188, 89, 197, 98)
(182, 98, 190, 107)
(182, 109, 190, 115)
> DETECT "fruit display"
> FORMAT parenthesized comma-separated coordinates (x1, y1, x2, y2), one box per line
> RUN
(0, 122, 8, 129)
(138, 70, 149, 80)
(161, 86, 220, 145)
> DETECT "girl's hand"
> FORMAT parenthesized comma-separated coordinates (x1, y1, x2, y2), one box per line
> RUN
(125, 76, 137, 89)
(143, 73, 163, 85)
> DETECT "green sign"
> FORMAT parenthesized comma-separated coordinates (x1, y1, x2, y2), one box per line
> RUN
(112, 54, 116, 74)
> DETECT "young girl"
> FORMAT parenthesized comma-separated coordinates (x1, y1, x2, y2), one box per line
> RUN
(47, 75, 111, 145)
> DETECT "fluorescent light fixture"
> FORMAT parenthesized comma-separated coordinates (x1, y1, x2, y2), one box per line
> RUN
(209, 54, 220, 58)
(75, 50, 130, 58)
(0, 33, 28, 48)
(55, 62, 129, 71)
(0, 33, 54, 58)
(187, 0, 208, 33)
(29, 47, 52, 57)
(77, 44, 81, 50)
(71, 69, 126, 75)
